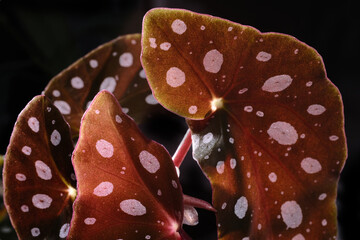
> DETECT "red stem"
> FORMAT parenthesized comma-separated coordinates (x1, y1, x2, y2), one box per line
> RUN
(172, 129, 192, 167)
(183, 194, 216, 212)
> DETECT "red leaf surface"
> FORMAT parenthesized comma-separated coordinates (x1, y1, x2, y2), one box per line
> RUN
(142, 8, 347, 239)
(3, 95, 76, 239)
(68, 90, 184, 239)
(44, 33, 161, 138)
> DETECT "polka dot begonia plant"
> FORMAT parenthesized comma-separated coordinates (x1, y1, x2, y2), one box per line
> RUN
(2, 7, 346, 240)
(141, 8, 347, 239)
(3, 96, 76, 239)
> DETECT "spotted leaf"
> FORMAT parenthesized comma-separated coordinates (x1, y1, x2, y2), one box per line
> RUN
(142, 8, 347, 239)
(3, 95, 76, 239)
(44, 33, 161, 138)
(68, 90, 184, 239)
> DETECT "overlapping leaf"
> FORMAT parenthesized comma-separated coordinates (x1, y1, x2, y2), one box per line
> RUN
(3, 95, 76, 239)
(142, 8, 347, 239)
(0, 157, 17, 240)
(68, 90, 184, 239)
(44, 33, 161, 138)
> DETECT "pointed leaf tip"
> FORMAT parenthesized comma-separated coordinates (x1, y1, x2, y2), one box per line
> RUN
(142, 8, 346, 239)
(69, 90, 184, 239)
(3, 95, 75, 239)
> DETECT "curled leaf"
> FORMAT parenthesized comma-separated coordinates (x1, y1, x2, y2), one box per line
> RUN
(68, 90, 184, 239)
(44, 33, 161, 138)
(142, 8, 347, 239)
(3, 95, 76, 239)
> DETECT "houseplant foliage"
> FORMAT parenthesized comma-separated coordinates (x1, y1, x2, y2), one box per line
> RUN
(3, 95, 76, 239)
(43, 33, 161, 138)
(2, 7, 347, 240)
(2, 31, 211, 239)
(68, 90, 185, 239)
(141, 8, 347, 239)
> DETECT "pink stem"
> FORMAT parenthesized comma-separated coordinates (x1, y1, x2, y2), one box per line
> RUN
(172, 129, 192, 167)
(183, 194, 216, 212)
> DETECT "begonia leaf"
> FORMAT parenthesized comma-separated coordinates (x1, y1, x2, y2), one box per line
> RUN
(3, 95, 76, 239)
(68, 90, 184, 239)
(44, 33, 161, 138)
(1, 157, 17, 239)
(142, 8, 347, 239)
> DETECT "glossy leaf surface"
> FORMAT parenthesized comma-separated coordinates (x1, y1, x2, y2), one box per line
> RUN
(69, 90, 183, 239)
(44, 33, 161, 138)
(3, 95, 76, 239)
(142, 8, 347, 239)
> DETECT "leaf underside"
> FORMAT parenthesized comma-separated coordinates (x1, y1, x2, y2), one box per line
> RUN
(44, 33, 162, 138)
(68, 90, 183, 240)
(142, 8, 347, 239)
(3, 95, 75, 239)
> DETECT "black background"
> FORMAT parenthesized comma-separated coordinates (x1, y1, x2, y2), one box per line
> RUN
(0, 0, 359, 239)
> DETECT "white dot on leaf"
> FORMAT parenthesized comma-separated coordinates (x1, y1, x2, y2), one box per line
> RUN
(281, 201, 303, 229)
(93, 181, 114, 197)
(59, 223, 70, 238)
(321, 219, 327, 226)
(318, 193, 327, 200)
(22, 146, 32, 155)
(145, 94, 158, 105)
(31, 228, 40, 237)
(32, 194, 53, 209)
(115, 115, 122, 123)
(166, 67, 186, 88)
(139, 150, 160, 174)
(230, 158, 237, 169)
(119, 52, 133, 67)
(267, 121, 298, 145)
(21, 205, 29, 212)
(329, 135, 339, 141)
(100, 77, 117, 93)
(292, 233, 305, 240)
(28, 117, 40, 133)
(89, 59, 98, 68)
(188, 105, 198, 114)
(15, 173, 26, 181)
(307, 104, 326, 115)
(203, 49, 224, 73)
(35, 160, 52, 180)
(120, 199, 146, 216)
(71, 76, 84, 89)
(52, 90, 61, 97)
(96, 139, 114, 158)
(160, 42, 171, 51)
(256, 51, 272, 62)
(262, 74, 293, 93)
(268, 172, 277, 182)
(234, 196, 248, 219)
(50, 130, 61, 146)
(171, 19, 187, 34)
(172, 180, 178, 189)
(301, 157, 322, 174)
(149, 38, 157, 48)
(54, 100, 71, 115)
(216, 161, 225, 174)
(84, 218, 96, 225)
